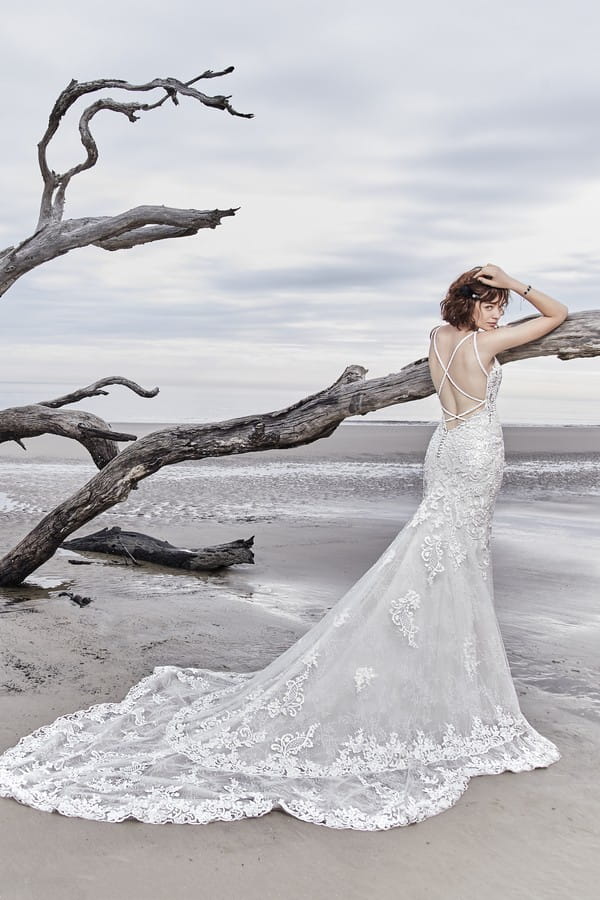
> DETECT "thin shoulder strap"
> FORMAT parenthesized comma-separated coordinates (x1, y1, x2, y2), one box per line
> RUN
(472, 331, 489, 377)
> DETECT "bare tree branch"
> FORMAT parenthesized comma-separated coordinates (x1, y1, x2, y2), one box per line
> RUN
(39, 376, 159, 409)
(0, 69, 251, 298)
(0, 407, 137, 469)
(0, 376, 159, 467)
(0, 311, 597, 586)
(0, 207, 239, 298)
(36, 70, 252, 228)
(92, 224, 203, 251)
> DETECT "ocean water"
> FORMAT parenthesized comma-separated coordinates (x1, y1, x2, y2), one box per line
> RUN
(0, 443, 598, 526)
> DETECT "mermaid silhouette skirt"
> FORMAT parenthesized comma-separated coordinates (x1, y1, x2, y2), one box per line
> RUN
(0, 374, 561, 829)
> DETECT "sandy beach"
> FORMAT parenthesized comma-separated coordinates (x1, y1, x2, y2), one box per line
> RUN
(0, 422, 599, 900)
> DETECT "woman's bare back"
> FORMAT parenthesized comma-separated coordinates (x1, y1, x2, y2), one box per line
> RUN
(428, 325, 495, 430)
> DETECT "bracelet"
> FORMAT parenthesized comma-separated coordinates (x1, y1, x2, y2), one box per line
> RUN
(523, 284, 532, 296)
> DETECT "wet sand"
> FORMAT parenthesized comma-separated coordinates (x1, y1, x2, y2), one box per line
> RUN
(0, 422, 599, 899)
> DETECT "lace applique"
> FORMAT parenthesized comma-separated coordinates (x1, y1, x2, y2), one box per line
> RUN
(270, 725, 319, 759)
(447, 534, 467, 569)
(354, 667, 378, 693)
(326, 706, 552, 776)
(421, 534, 444, 583)
(163, 694, 554, 781)
(389, 590, 421, 647)
(409, 485, 445, 531)
(463, 638, 480, 680)
(266, 653, 319, 718)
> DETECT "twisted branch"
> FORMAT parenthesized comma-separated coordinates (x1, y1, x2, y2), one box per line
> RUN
(39, 376, 159, 409)
(37, 69, 252, 227)
(0, 69, 251, 299)
(0, 376, 159, 467)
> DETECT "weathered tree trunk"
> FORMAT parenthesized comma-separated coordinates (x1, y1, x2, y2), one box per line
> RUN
(63, 527, 254, 570)
(0, 311, 598, 586)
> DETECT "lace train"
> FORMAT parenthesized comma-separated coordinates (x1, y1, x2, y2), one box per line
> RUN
(0, 357, 561, 829)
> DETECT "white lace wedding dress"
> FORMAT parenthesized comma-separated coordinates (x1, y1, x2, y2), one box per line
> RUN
(0, 329, 561, 829)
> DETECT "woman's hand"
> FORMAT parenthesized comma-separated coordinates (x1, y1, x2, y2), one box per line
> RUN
(473, 264, 514, 290)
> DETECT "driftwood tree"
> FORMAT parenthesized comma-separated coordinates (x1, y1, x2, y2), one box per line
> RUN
(0, 69, 256, 575)
(1, 311, 598, 586)
(0, 68, 252, 459)
(0, 69, 252, 298)
(0, 72, 599, 587)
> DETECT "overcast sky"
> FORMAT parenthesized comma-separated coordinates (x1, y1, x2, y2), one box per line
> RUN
(1, 0, 598, 425)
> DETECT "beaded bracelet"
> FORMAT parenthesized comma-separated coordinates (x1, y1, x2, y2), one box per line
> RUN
(523, 284, 532, 296)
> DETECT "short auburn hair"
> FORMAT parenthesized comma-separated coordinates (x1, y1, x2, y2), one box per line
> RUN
(440, 266, 510, 330)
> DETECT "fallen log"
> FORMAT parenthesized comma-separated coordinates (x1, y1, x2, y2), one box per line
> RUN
(62, 527, 255, 571)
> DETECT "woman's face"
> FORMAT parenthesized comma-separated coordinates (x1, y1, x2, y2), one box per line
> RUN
(474, 300, 503, 331)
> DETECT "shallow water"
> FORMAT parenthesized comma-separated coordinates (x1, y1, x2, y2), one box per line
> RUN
(0, 450, 598, 527)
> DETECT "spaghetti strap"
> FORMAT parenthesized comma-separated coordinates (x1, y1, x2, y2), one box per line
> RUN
(472, 331, 489, 377)
(430, 327, 489, 427)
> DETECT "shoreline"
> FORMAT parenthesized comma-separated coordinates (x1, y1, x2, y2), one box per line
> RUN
(1, 421, 599, 463)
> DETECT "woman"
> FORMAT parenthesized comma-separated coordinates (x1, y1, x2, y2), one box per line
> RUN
(0, 263, 568, 830)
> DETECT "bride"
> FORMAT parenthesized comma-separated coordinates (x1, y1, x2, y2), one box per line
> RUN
(0, 263, 568, 830)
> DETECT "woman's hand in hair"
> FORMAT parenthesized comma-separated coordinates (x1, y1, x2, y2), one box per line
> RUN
(474, 264, 514, 290)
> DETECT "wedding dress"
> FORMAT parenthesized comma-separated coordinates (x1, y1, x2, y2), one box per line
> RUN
(0, 328, 561, 830)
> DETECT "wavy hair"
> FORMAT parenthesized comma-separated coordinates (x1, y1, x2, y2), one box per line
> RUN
(440, 266, 510, 330)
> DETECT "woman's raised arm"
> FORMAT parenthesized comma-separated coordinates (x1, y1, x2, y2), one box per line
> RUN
(475, 264, 568, 354)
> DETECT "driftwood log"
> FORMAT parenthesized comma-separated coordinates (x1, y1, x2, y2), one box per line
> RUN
(62, 527, 255, 570)
(0, 310, 598, 587)
(0, 70, 252, 299)
(0, 377, 158, 467)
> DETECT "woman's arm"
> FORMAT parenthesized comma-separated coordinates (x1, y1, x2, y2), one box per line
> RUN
(475, 264, 568, 354)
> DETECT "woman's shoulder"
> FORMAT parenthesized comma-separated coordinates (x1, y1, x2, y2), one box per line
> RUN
(428, 323, 467, 340)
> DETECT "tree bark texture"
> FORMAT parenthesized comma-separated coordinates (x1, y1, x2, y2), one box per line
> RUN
(0, 378, 159, 468)
(0, 310, 598, 586)
(62, 528, 255, 570)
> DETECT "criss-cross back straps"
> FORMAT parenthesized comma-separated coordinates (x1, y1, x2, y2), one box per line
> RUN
(432, 328, 489, 424)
